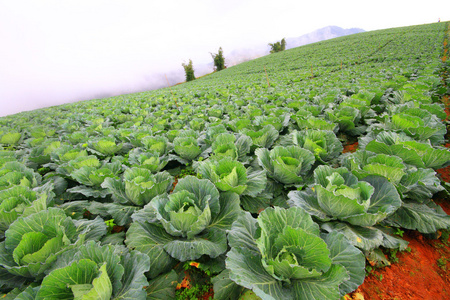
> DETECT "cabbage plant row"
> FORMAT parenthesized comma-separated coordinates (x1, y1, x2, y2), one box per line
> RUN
(0, 22, 449, 299)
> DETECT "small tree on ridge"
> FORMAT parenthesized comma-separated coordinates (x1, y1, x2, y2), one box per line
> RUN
(211, 47, 225, 71)
(182, 59, 195, 82)
(269, 38, 286, 53)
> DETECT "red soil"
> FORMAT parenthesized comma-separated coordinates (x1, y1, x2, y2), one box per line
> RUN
(351, 230, 450, 300)
(343, 141, 359, 153)
(443, 96, 450, 118)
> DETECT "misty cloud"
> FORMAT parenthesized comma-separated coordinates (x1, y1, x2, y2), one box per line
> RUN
(1, 0, 448, 117)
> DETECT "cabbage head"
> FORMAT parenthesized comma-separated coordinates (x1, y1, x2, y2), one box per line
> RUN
(0, 208, 106, 279)
(288, 165, 402, 227)
(0, 185, 50, 237)
(282, 130, 343, 164)
(343, 150, 443, 202)
(141, 135, 171, 156)
(0, 162, 41, 191)
(127, 148, 169, 173)
(256, 145, 315, 185)
(88, 137, 123, 157)
(125, 176, 241, 277)
(226, 207, 365, 299)
(34, 241, 150, 300)
(210, 133, 252, 163)
(173, 130, 203, 161)
(196, 159, 266, 196)
(102, 168, 173, 206)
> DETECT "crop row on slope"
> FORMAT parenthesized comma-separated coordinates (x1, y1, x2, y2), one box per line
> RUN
(0, 22, 449, 299)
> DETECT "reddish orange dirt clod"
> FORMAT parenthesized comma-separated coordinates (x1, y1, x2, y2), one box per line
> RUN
(343, 142, 358, 153)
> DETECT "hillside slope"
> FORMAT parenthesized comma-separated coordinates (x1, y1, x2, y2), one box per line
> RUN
(0, 22, 449, 300)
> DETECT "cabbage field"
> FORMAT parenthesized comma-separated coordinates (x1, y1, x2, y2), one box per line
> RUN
(0, 22, 450, 299)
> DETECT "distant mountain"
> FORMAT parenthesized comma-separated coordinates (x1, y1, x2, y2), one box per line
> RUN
(225, 26, 365, 67)
(285, 26, 365, 49)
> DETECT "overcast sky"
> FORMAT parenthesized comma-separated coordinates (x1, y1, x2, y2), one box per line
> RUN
(1, 0, 449, 117)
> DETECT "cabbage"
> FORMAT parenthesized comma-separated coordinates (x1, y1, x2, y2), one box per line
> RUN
(125, 176, 241, 277)
(0, 208, 106, 279)
(34, 241, 151, 300)
(256, 145, 315, 185)
(289, 165, 402, 227)
(102, 168, 173, 207)
(196, 159, 266, 196)
(226, 207, 365, 299)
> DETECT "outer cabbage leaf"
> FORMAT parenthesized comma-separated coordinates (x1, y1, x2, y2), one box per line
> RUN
(398, 167, 443, 202)
(384, 199, 450, 233)
(146, 270, 178, 300)
(240, 178, 289, 214)
(211, 269, 246, 300)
